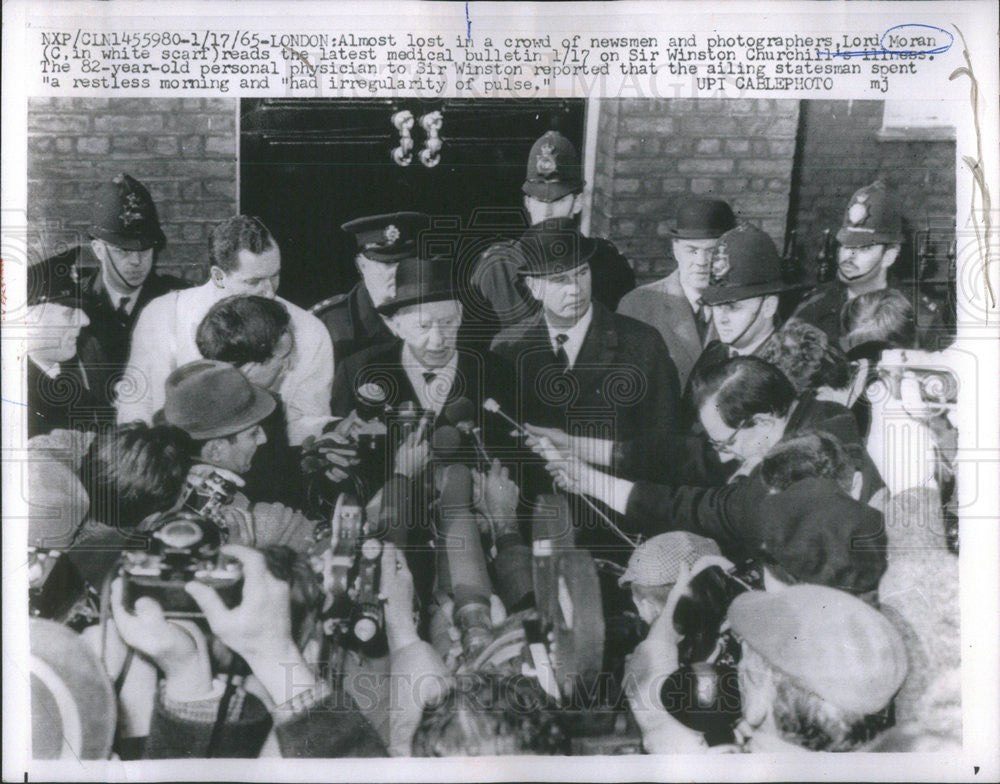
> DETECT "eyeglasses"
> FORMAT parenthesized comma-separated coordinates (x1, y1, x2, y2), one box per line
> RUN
(706, 416, 754, 453)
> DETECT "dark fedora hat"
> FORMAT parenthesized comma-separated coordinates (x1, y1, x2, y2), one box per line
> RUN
(162, 360, 276, 440)
(88, 173, 166, 251)
(701, 223, 802, 305)
(377, 255, 458, 315)
(670, 197, 737, 240)
(342, 211, 430, 263)
(516, 217, 597, 278)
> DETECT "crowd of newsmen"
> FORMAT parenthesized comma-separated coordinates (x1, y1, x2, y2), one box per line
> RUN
(25, 132, 960, 758)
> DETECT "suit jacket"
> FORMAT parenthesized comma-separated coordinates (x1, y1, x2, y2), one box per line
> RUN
(490, 301, 681, 444)
(311, 282, 396, 370)
(616, 271, 716, 389)
(27, 357, 107, 437)
(75, 260, 189, 407)
(331, 339, 516, 455)
(621, 392, 884, 560)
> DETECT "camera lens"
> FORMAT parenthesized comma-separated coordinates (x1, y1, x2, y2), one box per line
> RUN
(156, 521, 203, 549)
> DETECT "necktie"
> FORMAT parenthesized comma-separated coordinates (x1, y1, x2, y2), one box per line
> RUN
(116, 296, 131, 321)
(554, 333, 570, 370)
(422, 371, 437, 385)
(694, 299, 711, 345)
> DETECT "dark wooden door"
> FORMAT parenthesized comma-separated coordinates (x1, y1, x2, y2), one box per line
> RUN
(240, 98, 585, 308)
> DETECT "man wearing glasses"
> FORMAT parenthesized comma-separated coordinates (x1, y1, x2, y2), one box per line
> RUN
(532, 356, 882, 560)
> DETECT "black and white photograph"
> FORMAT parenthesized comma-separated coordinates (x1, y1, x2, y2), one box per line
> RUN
(3, 1, 998, 780)
(17, 92, 965, 758)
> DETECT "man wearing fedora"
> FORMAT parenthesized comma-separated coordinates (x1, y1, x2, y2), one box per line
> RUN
(68, 174, 188, 410)
(312, 212, 429, 369)
(160, 360, 319, 551)
(618, 196, 736, 388)
(472, 130, 635, 331)
(491, 218, 681, 452)
(331, 254, 512, 437)
(118, 215, 333, 446)
(793, 180, 946, 349)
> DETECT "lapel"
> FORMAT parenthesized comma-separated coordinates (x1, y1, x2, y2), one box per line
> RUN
(572, 302, 618, 386)
(664, 272, 710, 367)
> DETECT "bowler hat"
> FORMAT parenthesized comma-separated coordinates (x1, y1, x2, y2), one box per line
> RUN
(342, 212, 430, 263)
(516, 217, 596, 278)
(728, 584, 907, 715)
(162, 360, 275, 440)
(26, 254, 82, 308)
(670, 197, 737, 239)
(88, 173, 166, 251)
(377, 255, 458, 315)
(758, 476, 888, 596)
(522, 130, 584, 202)
(701, 223, 801, 305)
(30, 618, 116, 759)
(837, 180, 904, 248)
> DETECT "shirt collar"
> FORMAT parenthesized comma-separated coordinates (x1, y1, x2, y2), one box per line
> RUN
(679, 280, 704, 313)
(544, 304, 593, 369)
(30, 355, 62, 380)
(401, 344, 459, 413)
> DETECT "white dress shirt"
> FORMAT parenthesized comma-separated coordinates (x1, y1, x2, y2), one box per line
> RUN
(543, 304, 594, 370)
(116, 281, 334, 444)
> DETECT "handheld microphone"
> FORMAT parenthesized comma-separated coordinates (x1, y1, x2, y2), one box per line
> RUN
(444, 397, 491, 462)
(437, 463, 492, 654)
(483, 398, 528, 438)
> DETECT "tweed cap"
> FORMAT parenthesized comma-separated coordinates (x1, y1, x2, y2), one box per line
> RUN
(28, 454, 90, 550)
(620, 531, 722, 587)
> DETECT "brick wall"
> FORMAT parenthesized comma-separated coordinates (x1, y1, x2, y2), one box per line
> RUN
(791, 100, 956, 276)
(591, 98, 800, 283)
(27, 98, 237, 282)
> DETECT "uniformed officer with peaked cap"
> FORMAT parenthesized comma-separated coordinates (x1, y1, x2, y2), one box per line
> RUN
(312, 212, 430, 368)
(793, 180, 946, 349)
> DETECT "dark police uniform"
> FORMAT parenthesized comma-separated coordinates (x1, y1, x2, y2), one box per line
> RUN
(472, 131, 635, 330)
(67, 173, 187, 408)
(312, 212, 428, 369)
(793, 180, 948, 350)
(26, 257, 105, 436)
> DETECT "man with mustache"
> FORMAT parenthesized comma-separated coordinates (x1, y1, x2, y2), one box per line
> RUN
(793, 180, 947, 350)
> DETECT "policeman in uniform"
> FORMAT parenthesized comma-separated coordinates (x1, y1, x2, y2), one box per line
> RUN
(793, 180, 945, 349)
(691, 223, 803, 381)
(312, 212, 429, 369)
(25, 256, 105, 436)
(472, 130, 636, 332)
(45, 174, 186, 409)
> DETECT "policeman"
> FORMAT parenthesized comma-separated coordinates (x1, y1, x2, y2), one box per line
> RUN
(25, 256, 104, 436)
(793, 180, 945, 349)
(687, 223, 803, 394)
(472, 130, 636, 331)
(48, 174, 186, 408)
(312, 212, 429, 369)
